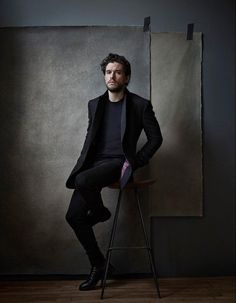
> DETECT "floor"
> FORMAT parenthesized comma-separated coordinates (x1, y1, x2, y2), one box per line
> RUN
(0, 276, 235, 303)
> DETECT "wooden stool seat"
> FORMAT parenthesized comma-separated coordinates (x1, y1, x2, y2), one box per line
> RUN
(108, 178, 156, 189)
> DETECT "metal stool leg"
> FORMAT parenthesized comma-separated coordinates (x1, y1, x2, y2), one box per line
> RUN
(101, 190, 123, 299)
(134, 188, 161, 298)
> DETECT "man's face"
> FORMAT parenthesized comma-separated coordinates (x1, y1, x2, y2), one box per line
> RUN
(104, 62, 130, 93)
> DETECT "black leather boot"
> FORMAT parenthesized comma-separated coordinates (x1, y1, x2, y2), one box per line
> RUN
(79, 264, 114, 291)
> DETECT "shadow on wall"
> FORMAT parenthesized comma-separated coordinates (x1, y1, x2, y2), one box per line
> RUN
(0, 28, 71, 274)
(0, 29, 39, 272)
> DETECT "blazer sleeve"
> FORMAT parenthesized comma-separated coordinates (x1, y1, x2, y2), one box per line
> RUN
(133, 101, 163, 170)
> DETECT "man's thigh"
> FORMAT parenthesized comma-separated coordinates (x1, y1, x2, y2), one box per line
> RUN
(75, 158, 124, 190)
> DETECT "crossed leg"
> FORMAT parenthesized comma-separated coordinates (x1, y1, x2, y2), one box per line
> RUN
(65, 158, 124, 267)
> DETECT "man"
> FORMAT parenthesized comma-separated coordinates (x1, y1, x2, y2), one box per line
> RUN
(65, 53, 163, 291)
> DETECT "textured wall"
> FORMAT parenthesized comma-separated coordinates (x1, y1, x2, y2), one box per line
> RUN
(0, 26, 150, 274)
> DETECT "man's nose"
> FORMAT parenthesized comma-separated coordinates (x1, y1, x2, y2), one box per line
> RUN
(110, 72, 115, 79)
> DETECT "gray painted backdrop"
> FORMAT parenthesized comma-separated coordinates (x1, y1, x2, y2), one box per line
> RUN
(150, 32, 202, 216)
(0, 26, 151, 274)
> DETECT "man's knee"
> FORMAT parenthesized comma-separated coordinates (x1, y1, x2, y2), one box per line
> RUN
(75, 173, 90, 189)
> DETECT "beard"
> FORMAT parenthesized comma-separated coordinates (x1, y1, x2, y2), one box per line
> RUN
(106, 82, 126, 93)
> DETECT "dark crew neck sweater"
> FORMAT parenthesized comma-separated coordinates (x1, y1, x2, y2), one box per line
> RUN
(93, 98, 124, 160)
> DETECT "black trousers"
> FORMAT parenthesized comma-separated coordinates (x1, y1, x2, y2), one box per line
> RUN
(65, 158, 124, 267)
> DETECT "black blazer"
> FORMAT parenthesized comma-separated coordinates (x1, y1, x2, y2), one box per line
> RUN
(66, 89, 163, 189)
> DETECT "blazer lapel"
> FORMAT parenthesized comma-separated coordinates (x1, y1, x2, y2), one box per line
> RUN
(90, 91, 107, 141)
(121, 93, 127, 142)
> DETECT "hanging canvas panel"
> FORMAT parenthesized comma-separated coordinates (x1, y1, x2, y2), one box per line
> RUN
(149, 32, 203, 216)
(0, 26, 150, 274)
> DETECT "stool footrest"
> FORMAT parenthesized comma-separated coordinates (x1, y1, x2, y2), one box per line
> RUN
(109, 246, 151, 250)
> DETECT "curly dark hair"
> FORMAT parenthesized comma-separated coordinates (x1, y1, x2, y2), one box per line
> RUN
(100, 53, 131, 78)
